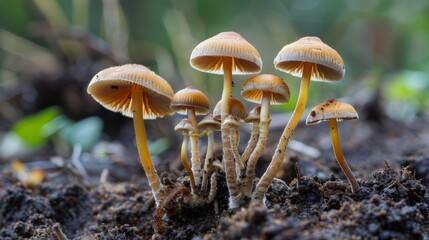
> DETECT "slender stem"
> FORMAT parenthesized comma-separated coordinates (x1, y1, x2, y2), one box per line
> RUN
(188, 109, 202, 186)
(252, 63, 312, 203)
(240, 122, 260, 165)
(329, 119, 359, 194)
(242, 92, 271, 197)
(221, 58, 233, 122)
(181, 135, 196, 193)
(202, 128, 215, 191)
(131, 85, 163, 205)
(232, 126, 243, 178)
(221, 58, 241, 208)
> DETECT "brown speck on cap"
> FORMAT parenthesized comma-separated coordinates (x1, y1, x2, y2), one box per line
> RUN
(87, 64, 174, 119)
(274, 36, 345, 82)
(306, 99, 358, 125)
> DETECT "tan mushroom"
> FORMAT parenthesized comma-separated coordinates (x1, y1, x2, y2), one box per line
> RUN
(191, 32, 262, 208)
(87, 64, 174, 205)
(252, 37, 344, 203)
(306, 99, 359, 193)
(174, 118, 197, 193)
(198, 114, 221, 192)
(240, 74, 290, 197)
(171, 87, 210, 187)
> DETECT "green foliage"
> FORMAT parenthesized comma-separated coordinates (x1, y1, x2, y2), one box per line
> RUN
(59, 116, 103, 151)
(12, 107, 61, 147)
(148, 137, 170, 157)
(386, 70, 429, 117)
(11, 107, 103, 152)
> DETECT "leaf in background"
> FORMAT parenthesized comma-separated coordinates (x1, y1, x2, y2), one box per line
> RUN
(59, 116, 103, 151)
(12, 106, 61, 147)
(148, 137, 170, 156)
(41, 115, 73, 137)
(387, 70, 428, 110)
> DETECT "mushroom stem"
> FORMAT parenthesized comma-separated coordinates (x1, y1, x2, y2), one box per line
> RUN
(221, 58, 233, 121)
(231, 126, 243, 178)
(201, 128, 215, 192)
(187, 109, 202, 187)
(131, 85, 163, 205)
(329, 119, 359, 194)
(223, 122, 242, 208)
(181, 135, 197, 193)
(252, 63, 312, 203)
(221, 58, 241, 207)
(240, 122, 260, 165)
(242, 92, 271, 197)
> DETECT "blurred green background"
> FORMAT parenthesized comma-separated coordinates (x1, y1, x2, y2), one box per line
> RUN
(1, 0, 428, 159)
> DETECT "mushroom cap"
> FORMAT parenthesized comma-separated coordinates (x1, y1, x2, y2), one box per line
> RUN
(198, 114, 221, 131)
(223, 115, 241, 127)
(244, 106, 261, 123)
(170, 86, 210, 115)
(306, 99, 359, 125)
(274, 36, 345, 82)
(213, 96, 247, 121)
(174, 118, 194, 133)
(87, 64, 174, 119)
(241, 74, 290, 105)
(190, 31, 262, 75)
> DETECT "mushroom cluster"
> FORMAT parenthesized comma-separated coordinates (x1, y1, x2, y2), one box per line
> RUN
(87, 32, 359, 212)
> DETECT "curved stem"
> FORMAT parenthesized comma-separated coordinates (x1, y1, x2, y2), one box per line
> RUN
(188, 109, 202, 187)
(181, 135, 196, 193)
(221, 58, 241, 207)
(201, 128, 215, 192)
(241, 122, 260, 165)
(252, 63, 312, 204)
(242, 92, 271, 197)
(131, 85, 163, 205)
(329, 119, 359, 194)
(232, 126, 243, 178)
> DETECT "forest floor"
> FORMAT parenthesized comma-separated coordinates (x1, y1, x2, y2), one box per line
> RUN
(0, 97, 428, 239)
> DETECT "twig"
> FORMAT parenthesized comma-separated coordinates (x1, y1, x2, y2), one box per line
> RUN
(70, 144, 92, 184)
(53, 223, 69, 240)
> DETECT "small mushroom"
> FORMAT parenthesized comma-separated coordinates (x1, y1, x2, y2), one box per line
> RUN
(191, 32, 262, 208)
(240, 74, 290, 197)
(171, 87, 210, 187)
(213, 96, 247, 146)
(306, 99, 359, 193)
(174, 118, 197, 193)
(198, 114, 221, 192)
(252, 37, 345, 204)
(241, 106, 261, 165)
(87, 64, 174, 205)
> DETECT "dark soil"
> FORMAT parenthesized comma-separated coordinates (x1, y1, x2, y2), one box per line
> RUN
(1, 99, 429, 239)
